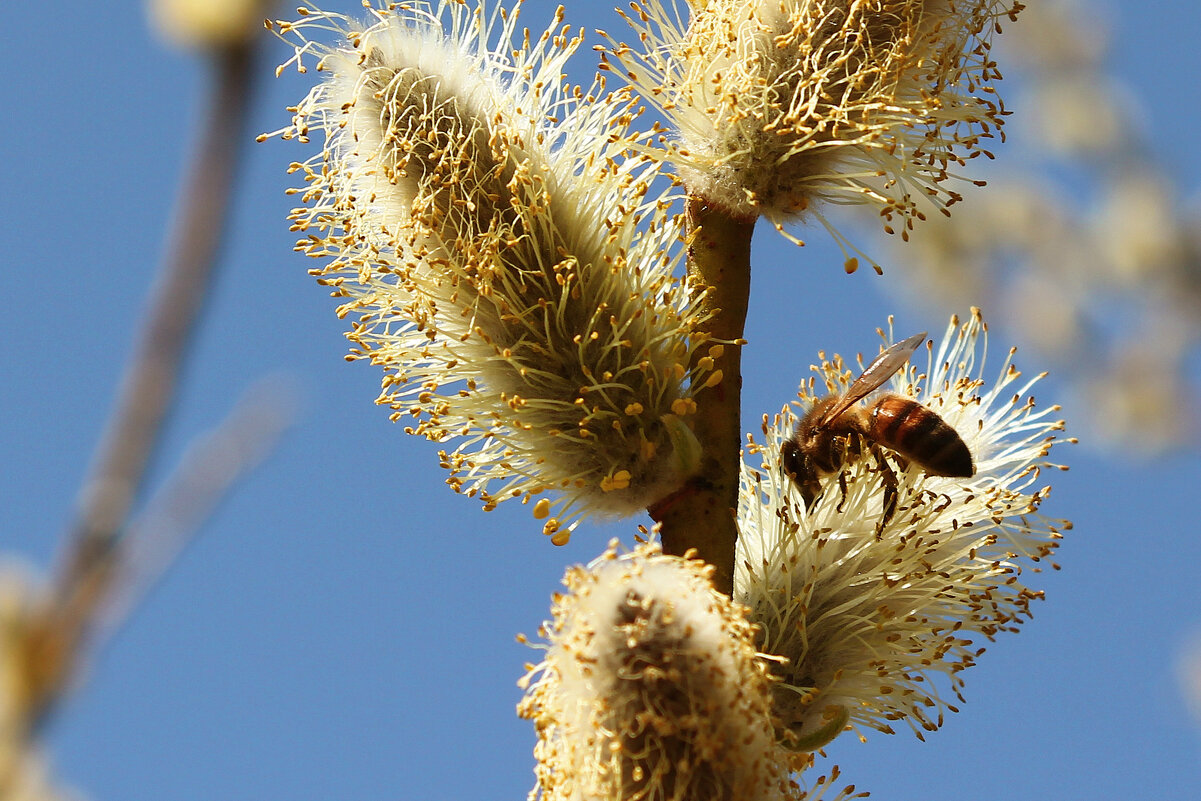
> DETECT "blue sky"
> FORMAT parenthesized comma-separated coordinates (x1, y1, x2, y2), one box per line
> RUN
(3, 1, 1200, 799)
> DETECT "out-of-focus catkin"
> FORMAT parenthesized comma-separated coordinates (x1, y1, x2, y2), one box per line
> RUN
(149, 0, 274, 49)
(0, 567, 81, 800)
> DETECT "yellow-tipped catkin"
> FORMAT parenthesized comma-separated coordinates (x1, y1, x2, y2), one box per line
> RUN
(519, 541, 806, 801)
(604, 0, 1022, 244)
(270, 2, 715, 535)
(737, 310, 1070, 745)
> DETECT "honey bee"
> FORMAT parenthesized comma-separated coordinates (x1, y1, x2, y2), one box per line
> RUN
(781, 332, 974, 518)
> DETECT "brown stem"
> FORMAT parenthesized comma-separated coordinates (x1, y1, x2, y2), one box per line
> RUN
(30, 42, 260, 725)
(650, 198, 754, 597)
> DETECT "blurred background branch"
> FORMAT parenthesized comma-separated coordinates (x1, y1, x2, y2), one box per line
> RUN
(38, 33, 266, 726)
(3, 5, 289, 794)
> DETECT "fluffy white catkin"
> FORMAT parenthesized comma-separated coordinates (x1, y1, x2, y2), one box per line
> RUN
(270, 1, 716, 541)
(604, 0, 1023, 262)
(737, 310, 1070, 746)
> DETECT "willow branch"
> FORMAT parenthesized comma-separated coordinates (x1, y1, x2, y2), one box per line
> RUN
(651, 198, 754, 597)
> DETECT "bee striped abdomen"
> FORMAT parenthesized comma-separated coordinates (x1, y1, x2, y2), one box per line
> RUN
(869, 395, 974, 477)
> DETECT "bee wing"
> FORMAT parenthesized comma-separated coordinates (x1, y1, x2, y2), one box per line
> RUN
(817, 332, 927, 427)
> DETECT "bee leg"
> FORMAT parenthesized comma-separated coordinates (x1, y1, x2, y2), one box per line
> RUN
(799, 477, 822, 512)
(836, 470, 850, 513)
(875, 450, 899, 525)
